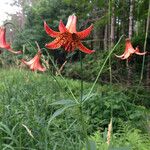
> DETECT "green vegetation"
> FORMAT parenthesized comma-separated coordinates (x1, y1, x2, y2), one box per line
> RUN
(0, 0, 150, 149)
(0, 68, 149, 149)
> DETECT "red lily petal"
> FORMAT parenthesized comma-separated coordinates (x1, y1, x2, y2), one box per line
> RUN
(21, 51, 41, 66)
(35, 62, 46, 72)
(122, 52, 131, 59)
(29, 59, 46, 72)
(125, 39, 135, 53)
(76, 25, 93, 39)
(115, 51, 132, 60)
(59, 20, 67, 33)
(22, 52, 46, 72)
(135, 46, 147, 55)
(0, 27, 11, 49)
(115, 53, 125, 58)
(45, 38, 62, 49)
(66, 14, 77, 33)
(44, 21, 60, 38)
(135, 51, 147, 55)
(77, 42, 95, 54)
(21, 56, 38, 66)
(64, 41, 73, 52)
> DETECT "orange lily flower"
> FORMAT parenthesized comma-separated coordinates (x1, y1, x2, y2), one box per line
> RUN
(44, 14, 95, 54)
(0, 27, 22, 54)
(21, 43, 46, 72)
(115, 38, 146, 60)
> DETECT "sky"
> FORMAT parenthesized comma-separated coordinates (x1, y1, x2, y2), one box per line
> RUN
(0, 0, 20, 25)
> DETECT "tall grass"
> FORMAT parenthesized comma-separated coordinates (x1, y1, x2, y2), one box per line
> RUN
(0, 68, 149, 149)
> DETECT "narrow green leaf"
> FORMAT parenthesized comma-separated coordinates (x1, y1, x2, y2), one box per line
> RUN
(48, 107, 67, 126)
(51, 99, 76, 106)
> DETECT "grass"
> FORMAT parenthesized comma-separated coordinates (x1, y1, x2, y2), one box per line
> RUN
(0, 68, 150, 150)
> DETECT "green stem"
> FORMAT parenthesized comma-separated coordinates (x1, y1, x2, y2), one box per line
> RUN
(80, 52, 83, 102)
(4, 22, 36, 51)
(83, 35, 124, 103)
(133, 0, 150, 102)
(46, 50, 79, 104)
(79, 52, 90, 150)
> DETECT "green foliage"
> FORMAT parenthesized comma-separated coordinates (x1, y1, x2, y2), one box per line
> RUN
(85, 123, 150, 150)
(0, 68, 149, 149)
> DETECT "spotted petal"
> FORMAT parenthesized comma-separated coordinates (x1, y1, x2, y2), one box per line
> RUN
(77, 41, 95, 54)
(44, 21, 60, 38)
(77, 25, 93, 39)
(45, 38, 62, 49)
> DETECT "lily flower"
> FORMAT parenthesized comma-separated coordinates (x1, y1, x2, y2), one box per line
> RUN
(0, 27, 22, 54)
(21, 43, 46, 72)
(44, 14, 95, 54)
(115, 38, 146, 59)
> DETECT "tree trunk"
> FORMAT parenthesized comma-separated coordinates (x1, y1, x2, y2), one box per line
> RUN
(127, 0, 134, 86)
(110, 1, 115, 48)
(129, 0, 133, 39)
(145, 0, 150, 88)
(146, 56, 150, 88)
(104, 24, 108, 51)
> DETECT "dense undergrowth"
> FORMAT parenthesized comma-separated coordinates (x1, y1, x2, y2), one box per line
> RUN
(63, 35, 150, 85)
(0, 68, 150, 149)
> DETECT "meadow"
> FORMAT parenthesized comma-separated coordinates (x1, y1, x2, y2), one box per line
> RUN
(0, 68, 150, 150)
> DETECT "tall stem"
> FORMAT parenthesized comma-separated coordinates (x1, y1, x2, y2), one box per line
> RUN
(79, 52, 90, 150)
(80, 52, 83, 103)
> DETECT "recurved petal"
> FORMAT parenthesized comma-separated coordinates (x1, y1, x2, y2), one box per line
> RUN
(121, 52, 131, 59)
(21, 59, 30, 66)
(135, 47, 147, 55)
(36, 63, 46, 72)
(77, 42, 95, 54)
(21, 55, 38, 66)
(44, 21, 60, 38)
(135, 51, 147, 55)
(76, 24, 93, 39)
(45, 38, 62, 49)
(115, 53, 125, 58)
(59, 20, 67, 33)
(7, 48, 22, 54)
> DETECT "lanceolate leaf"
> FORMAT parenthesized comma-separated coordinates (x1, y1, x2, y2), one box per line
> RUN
(50, 99, 76, 106)
(48, 104, 75, 127)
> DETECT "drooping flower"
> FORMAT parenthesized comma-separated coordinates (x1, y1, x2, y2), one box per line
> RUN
(115, 38, 146, 59)
(21, 43, 46, 72)
(44, 14, 95, 54)
(0, 27, 22, 54)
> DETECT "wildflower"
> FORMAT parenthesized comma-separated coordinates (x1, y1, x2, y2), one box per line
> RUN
(115, 38, 146, 59)
(0, 27, 22, 54)
(21, 43, 46, 72)
(44, 14, 95, 54)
